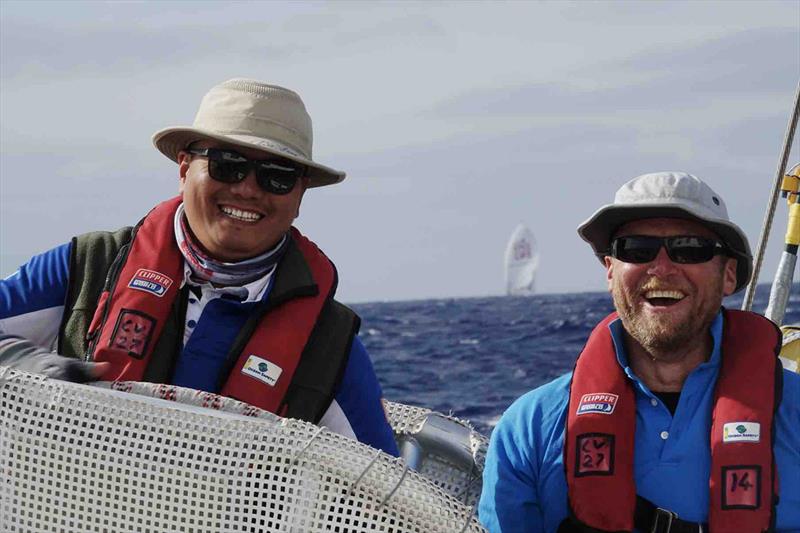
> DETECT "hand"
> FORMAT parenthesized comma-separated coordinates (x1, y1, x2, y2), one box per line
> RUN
(0, 334, 110, 383)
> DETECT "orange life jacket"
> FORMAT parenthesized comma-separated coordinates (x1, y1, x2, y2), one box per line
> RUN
(564, 310, 781, 532)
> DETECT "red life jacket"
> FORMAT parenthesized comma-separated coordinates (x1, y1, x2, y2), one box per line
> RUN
(85, 196, 335, 414)
(564, 310, 781, 533)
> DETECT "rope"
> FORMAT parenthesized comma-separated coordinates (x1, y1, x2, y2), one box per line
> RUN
(345, 448, 383, 498)
(742, 80, 800, 311)
(379, 461, 411, 508)
(457, 502, 478, 533)
(458, 466, 481, 504)
(288, 425, 325, 467)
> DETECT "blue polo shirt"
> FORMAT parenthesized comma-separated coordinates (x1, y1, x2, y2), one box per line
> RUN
(479, 312, 800, 533)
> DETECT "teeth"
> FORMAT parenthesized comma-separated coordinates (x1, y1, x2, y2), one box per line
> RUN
(220, 206, 262, 221)
(644, 290, 685, 300)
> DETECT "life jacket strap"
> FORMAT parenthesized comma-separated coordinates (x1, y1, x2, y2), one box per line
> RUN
(635, 496, 707, 533)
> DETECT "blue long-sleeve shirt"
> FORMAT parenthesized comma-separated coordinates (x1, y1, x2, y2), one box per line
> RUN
(479, 313, 800, 533)
(0, 242, 399, 457)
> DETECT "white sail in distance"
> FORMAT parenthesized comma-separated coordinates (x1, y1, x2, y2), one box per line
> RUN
(504, 224, 539, 296)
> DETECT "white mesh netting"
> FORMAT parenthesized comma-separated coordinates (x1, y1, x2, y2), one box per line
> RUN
(0, 368, 486, 532)
(89, 382, 489, 508)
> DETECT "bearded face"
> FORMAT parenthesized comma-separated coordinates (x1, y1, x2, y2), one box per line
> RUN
(605, 218, 738, 358)
(610, 259, 726, 353)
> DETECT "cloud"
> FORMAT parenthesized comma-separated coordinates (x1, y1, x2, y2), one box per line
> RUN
(616, 27, 798, 73)
(703, 113, 799, 160)
(327, 13, 447, 47)
(337, 121, 641, 181)
(0, 3, 448, 84)
(0, 20, 301, 82)
(428, 27, 798, 119)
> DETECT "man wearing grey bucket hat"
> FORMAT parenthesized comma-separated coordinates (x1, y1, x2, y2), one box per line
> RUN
(481, 172, 800, 532)
(0, 78, 399, 456)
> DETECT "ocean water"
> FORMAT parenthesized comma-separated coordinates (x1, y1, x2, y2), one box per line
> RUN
(353, 283, 799, 436)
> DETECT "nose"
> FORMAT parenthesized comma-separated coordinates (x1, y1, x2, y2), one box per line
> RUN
(227, 169, 261, 197)
(646, 246, 680, 276)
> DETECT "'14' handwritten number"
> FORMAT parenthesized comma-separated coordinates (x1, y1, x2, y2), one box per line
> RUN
(731, 472, 754, 492)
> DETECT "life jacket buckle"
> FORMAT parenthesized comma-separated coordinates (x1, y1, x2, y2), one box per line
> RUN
(650, 507, 677, 533)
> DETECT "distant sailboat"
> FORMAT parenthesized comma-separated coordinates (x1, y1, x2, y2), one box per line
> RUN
(504, 224, 538, 296)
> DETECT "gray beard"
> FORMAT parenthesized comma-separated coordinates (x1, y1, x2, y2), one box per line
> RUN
(618, 304, 715, 355)
(612, 280, 722, 357)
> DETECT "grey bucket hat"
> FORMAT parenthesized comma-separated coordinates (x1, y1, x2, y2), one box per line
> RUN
(577, 171, 753, 292)
(153, 78, 345, 188)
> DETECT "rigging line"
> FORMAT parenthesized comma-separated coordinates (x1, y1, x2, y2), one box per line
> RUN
(742, 80, 800, 311)
(459, 466, 481, 505)
(345, 448, 383, 498)
(288, 425, 325, 468)
(457, 502, 479, 533)
(378, 461, 411, 509)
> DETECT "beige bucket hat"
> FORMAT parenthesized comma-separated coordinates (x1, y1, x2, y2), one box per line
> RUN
(577, 171, 753, 292)
(153, 78, 345, 188)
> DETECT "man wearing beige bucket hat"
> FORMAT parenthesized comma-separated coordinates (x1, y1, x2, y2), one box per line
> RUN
(480, 172, 800, 532)
(0, 78, 399, 456)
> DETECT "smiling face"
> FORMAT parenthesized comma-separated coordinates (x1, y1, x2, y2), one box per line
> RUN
(178, 141, 308, 262)
(605, 217, 737, 356)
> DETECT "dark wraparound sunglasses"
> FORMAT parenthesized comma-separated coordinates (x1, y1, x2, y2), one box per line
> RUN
(187, 148, 306, 195)
(608, 235, 733, 264)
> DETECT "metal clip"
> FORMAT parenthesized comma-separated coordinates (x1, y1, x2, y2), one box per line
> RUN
(650, 507, 677, 533)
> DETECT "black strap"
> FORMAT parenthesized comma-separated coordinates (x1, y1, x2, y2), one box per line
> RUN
(558, 497, 708, 533)
(635, 496, 707, 533)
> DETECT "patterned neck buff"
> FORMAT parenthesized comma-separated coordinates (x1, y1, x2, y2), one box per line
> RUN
(173, 203, 289, 286)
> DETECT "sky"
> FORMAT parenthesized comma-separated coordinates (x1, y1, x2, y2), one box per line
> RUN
(1, 1, 799, 303)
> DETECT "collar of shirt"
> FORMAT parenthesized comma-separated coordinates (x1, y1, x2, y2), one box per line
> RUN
(181, 261, 275, 303)
(608, 310, 723, 392)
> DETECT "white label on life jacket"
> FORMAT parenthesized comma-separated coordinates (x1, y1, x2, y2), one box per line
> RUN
(128, 268, 173, 297)
(242, 355, 283, 387)
(576, 393, 618, 415)
(723, 422, 760, 443)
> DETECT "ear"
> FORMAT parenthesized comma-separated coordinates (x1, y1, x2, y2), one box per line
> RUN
(722, 257, 738, 296)
(177, 151, 191, 193)
(604, 255, 614, 292)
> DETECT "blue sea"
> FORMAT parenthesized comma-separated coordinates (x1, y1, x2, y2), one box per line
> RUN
(353, 283, 798, 436)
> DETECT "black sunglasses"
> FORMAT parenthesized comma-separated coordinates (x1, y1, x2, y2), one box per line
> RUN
(187, 148, 306, 195)
(608, 235, 732, 264)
